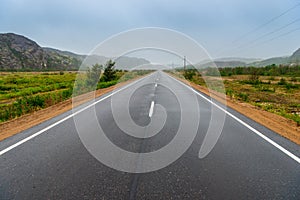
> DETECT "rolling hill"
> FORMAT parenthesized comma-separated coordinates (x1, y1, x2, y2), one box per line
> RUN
(1, 33, 299, 70)
(290, 48, 300, 63)
(0, 33, 80, 70)
(0, 33, 150, 71)
(248, 57, 290, 67)
(248, 48, 300, 67)
(197, 49, 300, 68)
(197, 60, 247, 68)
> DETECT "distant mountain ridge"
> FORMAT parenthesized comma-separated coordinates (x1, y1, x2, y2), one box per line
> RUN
(248, 56, 290, 67)
(240, 50, 300, 67)
(197, 49, 300, 68)
(214, 57, 261, 64)
(0, 33, 150, 71)
(1, 33, 299, 70)
(197, 61, 247, 68)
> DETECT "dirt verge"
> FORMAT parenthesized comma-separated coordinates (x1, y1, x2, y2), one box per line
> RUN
(0, 77, 140, 141)
(1, 74, 299, 146)
(173, 75, 300, 145)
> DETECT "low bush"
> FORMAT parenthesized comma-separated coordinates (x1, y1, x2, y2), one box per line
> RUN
(237, 92, 249, 102)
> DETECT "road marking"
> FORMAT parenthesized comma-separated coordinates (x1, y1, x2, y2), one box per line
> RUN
(167, 73, 300, 164)
(155, 83, 158, 88)
(2, 71, 299, 165)
(0, 73, 153, 156)
(149, 101, 155, 117)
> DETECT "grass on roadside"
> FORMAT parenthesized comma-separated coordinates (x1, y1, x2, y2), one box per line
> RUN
(0, 70, 153, 123)
(166, 66, 300, 126)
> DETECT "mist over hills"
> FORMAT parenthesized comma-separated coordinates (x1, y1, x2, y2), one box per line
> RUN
(0, 33, 150, 71)
(197, 49, 300, 68)
(214, 57, 261, 64)
(44, 48, 150, 70)
(197, 60, 248, 68)
(0, 33, 299, 71)
(248, 57, 290, 67)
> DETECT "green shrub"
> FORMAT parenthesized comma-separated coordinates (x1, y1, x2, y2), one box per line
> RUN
(226, 89, 233, 98)
(97, 80, 118, 89)
(237, 92, 249, 102)
(278, 78, 287, 85)
(285, 83, 299, 90)
(183, 69, 196, 80)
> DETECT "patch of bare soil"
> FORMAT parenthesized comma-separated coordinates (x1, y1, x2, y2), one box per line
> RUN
(0, 78, 139, 141)
(175, 76, 300, 145)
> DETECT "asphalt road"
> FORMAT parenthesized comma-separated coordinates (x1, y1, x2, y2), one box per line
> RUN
(0, 71, 300, 199)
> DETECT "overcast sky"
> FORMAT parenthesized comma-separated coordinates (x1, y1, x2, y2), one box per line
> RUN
(1, 0, 300, 61)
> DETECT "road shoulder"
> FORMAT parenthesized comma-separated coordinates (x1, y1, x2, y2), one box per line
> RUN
(0, 77, 142, 141)
(170, 74, 300, 146)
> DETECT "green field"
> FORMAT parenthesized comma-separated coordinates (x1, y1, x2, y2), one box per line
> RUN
(0, 70, 152, 122)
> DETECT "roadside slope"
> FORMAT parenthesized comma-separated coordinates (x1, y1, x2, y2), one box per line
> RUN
(0, 76, 143, 141)
(171, 74, 300, 145)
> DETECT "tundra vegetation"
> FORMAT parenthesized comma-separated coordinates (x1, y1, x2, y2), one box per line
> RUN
(169, 64, 300, 125)
(0, 60, 152, 122)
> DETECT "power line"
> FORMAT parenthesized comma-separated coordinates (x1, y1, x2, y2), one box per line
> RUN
(244, 27, 300, 56)
(248, 18, 300, 44)
(234, 17, 300, 51)
(233, 2, 300, 43)
(215, 2, 300, 57)
(260, 27, 300, 45)
(224, 26, 300, 57)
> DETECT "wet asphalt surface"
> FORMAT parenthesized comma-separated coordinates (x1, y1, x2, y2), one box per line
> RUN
(0, 71, 299, 199)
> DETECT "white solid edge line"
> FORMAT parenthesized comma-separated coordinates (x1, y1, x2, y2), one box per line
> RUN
(0, 73, 153, 156)
(167, 73, 300, 164)
(149, 101, 155, 117)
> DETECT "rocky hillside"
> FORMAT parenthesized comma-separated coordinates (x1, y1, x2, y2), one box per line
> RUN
(0, 33, 80, 70)
(0, 33, 150, 71)
(0, 33, 46, 70)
